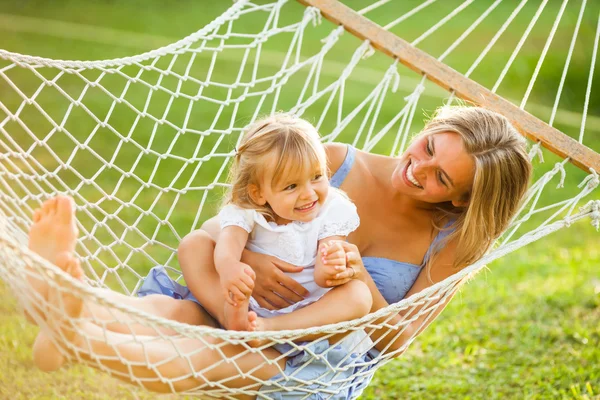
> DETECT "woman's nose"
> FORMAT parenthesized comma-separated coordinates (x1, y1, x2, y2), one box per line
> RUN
(413, 158, 434, 174)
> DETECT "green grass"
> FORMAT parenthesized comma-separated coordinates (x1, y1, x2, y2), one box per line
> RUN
(1, 0, 599, 398)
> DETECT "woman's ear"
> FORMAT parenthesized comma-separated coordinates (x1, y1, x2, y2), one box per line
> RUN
(248, 184, 266, 205)
(451, 193, 470, 208)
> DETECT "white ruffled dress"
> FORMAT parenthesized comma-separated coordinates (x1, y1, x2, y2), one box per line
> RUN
(218, 189, 360, 318)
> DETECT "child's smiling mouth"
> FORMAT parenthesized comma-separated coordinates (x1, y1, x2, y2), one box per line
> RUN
(295, 201, 317, 212)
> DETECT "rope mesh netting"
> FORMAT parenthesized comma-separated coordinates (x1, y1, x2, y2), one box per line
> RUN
(0, 0, 599, 398)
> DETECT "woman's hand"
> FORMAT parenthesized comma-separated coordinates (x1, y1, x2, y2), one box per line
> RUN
(324, 241, 366, 287)
(241, 250, 309, 310)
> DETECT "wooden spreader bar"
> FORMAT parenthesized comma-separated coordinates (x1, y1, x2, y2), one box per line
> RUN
(297, 0, 600, 173)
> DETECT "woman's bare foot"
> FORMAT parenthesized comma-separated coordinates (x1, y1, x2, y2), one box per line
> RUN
(33, 252, 84, 372)
(24, 196, 79, 322)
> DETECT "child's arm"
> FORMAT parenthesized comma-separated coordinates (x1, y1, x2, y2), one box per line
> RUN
(314, 236, 348, 288)
(214, 226, 254, 305)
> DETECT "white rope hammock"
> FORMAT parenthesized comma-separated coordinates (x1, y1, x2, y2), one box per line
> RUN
(0, 0, 599, 398)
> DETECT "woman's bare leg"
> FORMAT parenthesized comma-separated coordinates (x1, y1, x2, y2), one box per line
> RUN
(34, 253, 285, 397)
(26, 196, 215, 334)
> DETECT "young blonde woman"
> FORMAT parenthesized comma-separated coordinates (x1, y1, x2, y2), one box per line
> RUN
(26, 106, 531, 398)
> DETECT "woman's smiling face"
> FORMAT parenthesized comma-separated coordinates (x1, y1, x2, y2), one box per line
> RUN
(391, 132, 476, 207)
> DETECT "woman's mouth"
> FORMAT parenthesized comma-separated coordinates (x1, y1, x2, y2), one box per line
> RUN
(295, 201, 317, 212)
(403, 160, 423, 189)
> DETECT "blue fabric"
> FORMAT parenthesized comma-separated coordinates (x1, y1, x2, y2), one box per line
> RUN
(258, 335, 378, 399)
(138, 265, 199, 303)
(329, 145, 356, 189)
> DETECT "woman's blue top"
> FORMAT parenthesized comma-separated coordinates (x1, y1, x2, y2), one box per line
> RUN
(330, 145, 453, 304)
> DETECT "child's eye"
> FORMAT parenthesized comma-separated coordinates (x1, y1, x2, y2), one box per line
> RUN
(284, 184, 296, 191)
(313, 174, 322, 181)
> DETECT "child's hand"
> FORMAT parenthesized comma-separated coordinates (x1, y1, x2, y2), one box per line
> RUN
(220, 262, 255, 306)
(318, 241, 347, 280)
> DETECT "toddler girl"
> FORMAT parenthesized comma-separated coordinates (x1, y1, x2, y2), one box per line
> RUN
(193, 114, 372, 336)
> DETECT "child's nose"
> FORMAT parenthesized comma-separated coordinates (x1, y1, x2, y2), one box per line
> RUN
(301, 185, 315, 198)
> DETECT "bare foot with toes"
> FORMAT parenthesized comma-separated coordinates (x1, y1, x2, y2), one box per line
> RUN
(25, 196, 79, 322)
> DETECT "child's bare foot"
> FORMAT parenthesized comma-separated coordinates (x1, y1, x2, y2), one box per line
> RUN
(246, 311, 269, 347)
(33, 252, 84, 372)
(25, 196, 79, 322)
(223, 299, 251, 331)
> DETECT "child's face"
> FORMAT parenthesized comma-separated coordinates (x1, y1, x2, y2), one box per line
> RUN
(255, 162, 329, 225)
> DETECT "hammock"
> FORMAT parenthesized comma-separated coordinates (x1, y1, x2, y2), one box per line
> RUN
(0, 0, 599, 398)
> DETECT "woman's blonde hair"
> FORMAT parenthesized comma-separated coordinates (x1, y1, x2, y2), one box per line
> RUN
(224, 113, 327, 220)
(423, 106, 532, 269)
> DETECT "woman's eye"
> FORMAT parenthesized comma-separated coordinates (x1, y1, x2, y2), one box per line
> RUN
(426, 140, 433, 155)
(437, 172, 446, 186)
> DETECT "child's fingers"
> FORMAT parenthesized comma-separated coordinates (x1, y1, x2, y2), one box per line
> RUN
(223, 289, 237, 306)
(229, 286, 246, 302)
(243, 267, 256, 280)
(319, 242, 330, 256)
(325, 254, 346, 266)
(239, 275, 255, 294)
(324, 246, 344, 259)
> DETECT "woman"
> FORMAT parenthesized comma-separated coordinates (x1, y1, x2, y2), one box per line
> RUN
(28, 106, 531, 398)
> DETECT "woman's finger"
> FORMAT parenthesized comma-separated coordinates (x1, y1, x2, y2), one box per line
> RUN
(271, 258, 304, 274)
(334, 267, 355, 280)
(274, 271, 309, 298)
(257, 286, 292, 309)
(345, 250, 362, 266)
(338, 241, 359, 253)
(271, 280, 304, 304)
(254, 295, 276, 310)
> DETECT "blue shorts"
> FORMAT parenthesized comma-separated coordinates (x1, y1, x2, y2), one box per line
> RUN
(257, 334, 379, 399)
(139, 266, 379, 399)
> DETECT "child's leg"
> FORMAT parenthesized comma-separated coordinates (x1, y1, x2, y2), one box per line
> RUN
(258, 279, 372, 342)
(178, 230, 228, 326)
(178, 230, 255, 331)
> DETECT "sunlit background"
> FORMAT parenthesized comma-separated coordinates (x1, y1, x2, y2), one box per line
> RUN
(0, 1, 598, 398)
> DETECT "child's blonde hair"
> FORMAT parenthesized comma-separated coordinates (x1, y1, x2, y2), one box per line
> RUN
(224, 113, 327, 220)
